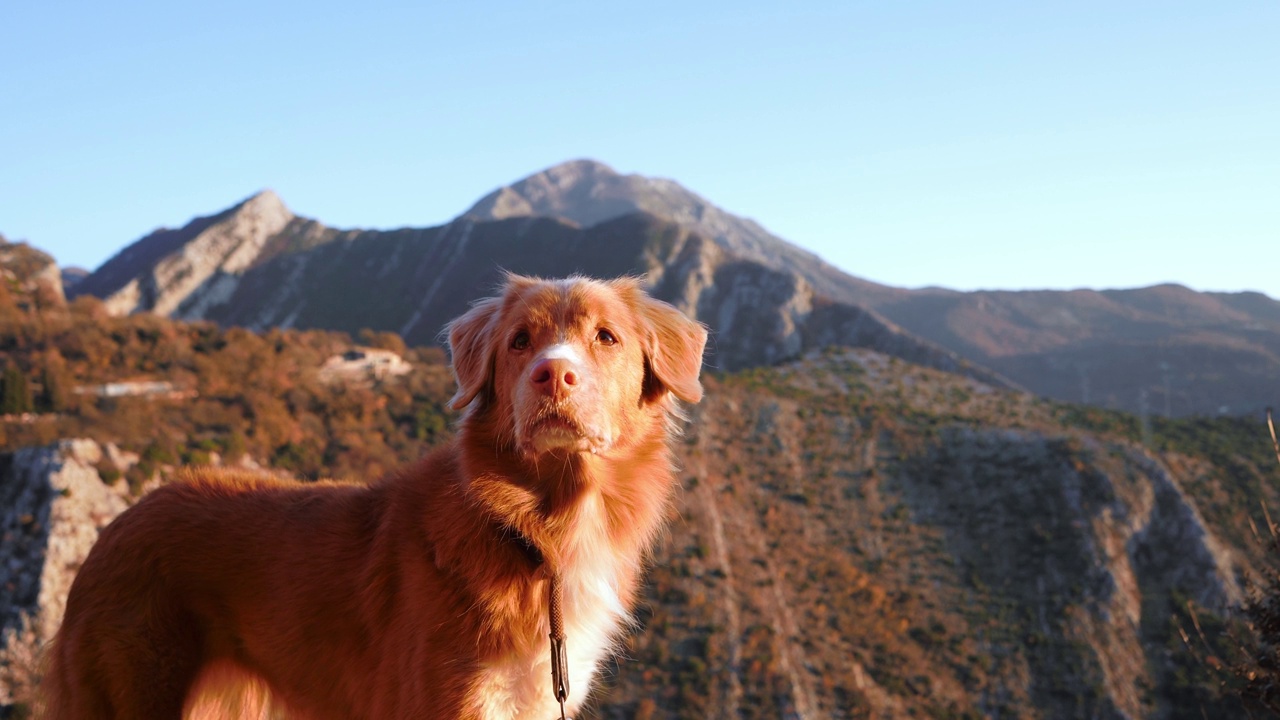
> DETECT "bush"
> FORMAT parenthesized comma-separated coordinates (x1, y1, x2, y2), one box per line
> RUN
(1, 365, 32, 414)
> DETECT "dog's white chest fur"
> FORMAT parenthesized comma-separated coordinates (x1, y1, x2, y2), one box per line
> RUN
(472, 496, 630, 720)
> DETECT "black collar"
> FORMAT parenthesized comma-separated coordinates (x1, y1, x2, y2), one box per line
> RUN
(498, 522, 544, 571)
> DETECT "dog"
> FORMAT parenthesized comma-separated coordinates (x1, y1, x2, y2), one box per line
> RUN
(42, 274, 708, 719)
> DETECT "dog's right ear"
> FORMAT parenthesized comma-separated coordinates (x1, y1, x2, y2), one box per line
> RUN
(635, 293, 708, 405)
(447, 296, 501, 411)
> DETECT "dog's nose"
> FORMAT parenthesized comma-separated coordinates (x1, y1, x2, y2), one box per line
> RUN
(530, 358, 578, 396)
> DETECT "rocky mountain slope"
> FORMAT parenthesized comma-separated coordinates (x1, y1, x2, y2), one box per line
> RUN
(66, 160, 1280, 416)
(67, 197, 1001, 384)
(1, 285, 1273, 717)
(460, 161, 1280, 418)
(461, 159, 891, 305)
(598, 350, 1263, 719)
(69, 190, 304, 317)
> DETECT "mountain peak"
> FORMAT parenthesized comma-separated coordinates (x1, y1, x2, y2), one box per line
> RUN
(462, 159, 633, 227)
(462, 159, 884, 305)
(463, 159, 764, 242)
(234, 189, 290, 220)
(538, 158, 620, 181)
(72, 189, 297, 316)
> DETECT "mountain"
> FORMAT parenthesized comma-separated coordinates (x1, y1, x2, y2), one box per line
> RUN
(69, 186, 1003, 386)
(10, 165, 1279, 716)
(58, 267, 89, 293)
(460, 160, 1280, 417)
(70, 190, 301, 317)
(69, 160, 1280, 416)
(462, 159, 891, 305)
(862, 285, 1280, 417)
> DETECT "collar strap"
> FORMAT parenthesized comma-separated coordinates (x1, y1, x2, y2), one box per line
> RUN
(549, 574, 570, 719)
(497, 522, 570, 718)
(499, 522, 545, 570)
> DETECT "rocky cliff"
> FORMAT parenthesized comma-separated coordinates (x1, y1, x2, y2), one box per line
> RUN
(0, 440, 130, 708)
(896, 428, 1239, 718)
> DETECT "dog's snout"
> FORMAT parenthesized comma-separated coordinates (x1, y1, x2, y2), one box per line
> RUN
(530, 358, 578, 395)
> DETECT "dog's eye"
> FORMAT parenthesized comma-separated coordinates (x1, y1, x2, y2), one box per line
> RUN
(511, 331, 531, 351)
(596, 329, 617, 346)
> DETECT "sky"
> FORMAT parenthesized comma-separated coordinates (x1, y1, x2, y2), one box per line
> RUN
(3, 2, 1277, 296)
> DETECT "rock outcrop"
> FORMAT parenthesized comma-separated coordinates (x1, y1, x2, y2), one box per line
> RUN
(0, 440, 130, 707)
(0, 235, 65, 310)
(899, 428, 1240, 719)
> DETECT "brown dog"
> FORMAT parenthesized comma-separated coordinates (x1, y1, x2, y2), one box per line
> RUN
(42, 275, 707, 719)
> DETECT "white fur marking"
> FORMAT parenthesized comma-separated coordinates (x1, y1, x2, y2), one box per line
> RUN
(541, 343, 583, 365)
(471, 492, 629, 719)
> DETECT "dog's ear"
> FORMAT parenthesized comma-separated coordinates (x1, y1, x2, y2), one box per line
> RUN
(636, 293, 708, 404)
(447, 296, 502, 411)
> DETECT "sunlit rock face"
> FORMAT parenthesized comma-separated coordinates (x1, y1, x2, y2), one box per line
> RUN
(1, 440, 132, 707)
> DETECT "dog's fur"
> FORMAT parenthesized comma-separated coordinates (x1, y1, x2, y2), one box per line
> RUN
(42, 275, 707, 719)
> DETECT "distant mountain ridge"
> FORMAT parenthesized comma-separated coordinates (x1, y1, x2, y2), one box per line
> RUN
(66, 180, 1003, 387)
(66, 160, 1280, 416)
(865, 284, 1280, 416)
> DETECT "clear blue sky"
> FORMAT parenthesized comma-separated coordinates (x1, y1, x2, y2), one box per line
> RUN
(4, 2, 1277, 296)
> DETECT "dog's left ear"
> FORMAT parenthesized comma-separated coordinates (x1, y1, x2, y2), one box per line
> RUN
(636, 293, 708, 404)
(447, 296, 501, 411)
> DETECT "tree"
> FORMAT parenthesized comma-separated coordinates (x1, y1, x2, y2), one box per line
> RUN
(38, 353, 68, 412)
(1, 366, 33, 415)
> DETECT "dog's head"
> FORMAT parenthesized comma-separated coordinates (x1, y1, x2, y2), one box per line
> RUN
(447, 275, 707, 458)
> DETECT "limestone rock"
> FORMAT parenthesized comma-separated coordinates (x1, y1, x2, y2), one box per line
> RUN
(0, 440, 131, 705)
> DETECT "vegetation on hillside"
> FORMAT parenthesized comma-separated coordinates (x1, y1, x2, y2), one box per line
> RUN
(3, 279, 1279, 718)
(595, 350, 1278, 718)
(0, 291, 454, 488)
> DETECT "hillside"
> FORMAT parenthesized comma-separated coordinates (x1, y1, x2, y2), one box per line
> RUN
(601, 352, 1273, 718)
(3, 278, 1277, 718)
(66, 161, 1280, 417)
